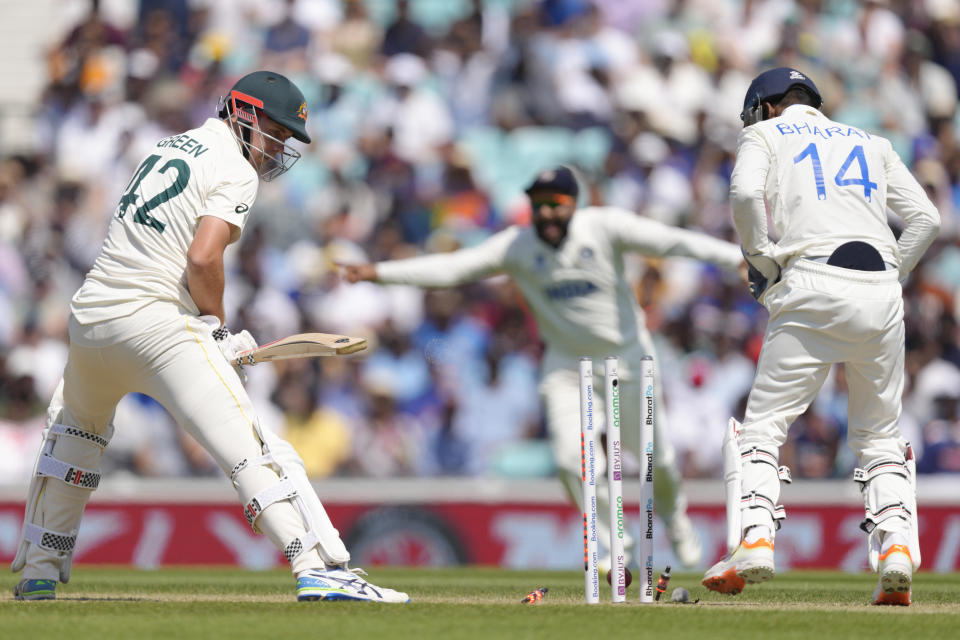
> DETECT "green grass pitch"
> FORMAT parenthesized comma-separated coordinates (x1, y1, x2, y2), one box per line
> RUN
(3, 567, 959, 639)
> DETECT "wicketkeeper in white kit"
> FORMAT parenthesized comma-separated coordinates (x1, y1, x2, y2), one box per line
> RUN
(13, 71, 408, 603)
(341, 166, 746, 571)
(702, 68, 940, 605)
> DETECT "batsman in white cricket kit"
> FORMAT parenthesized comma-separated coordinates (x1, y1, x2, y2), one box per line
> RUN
(13, 71, 408, 603)
(349, 166, 743, 571)
(703, 68, 939, 606)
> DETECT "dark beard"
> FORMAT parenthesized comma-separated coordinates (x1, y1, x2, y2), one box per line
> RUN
(534, 218, 569, 247)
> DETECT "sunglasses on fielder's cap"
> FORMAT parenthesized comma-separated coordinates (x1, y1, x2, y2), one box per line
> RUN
(530, 194, 576, 209)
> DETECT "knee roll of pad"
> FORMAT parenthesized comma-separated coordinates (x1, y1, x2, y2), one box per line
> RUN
(854, 452, 921, 571)
(12, 423, 112, 582)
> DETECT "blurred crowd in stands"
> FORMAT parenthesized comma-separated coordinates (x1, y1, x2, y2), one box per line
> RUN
(3, 0, 960, 483)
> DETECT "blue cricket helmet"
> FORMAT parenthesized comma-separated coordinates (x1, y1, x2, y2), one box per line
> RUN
(525, 165, 579, 198)
(741, 67, 823, 125)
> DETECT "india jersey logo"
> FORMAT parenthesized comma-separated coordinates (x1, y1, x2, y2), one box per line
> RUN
(545, 280, 599, 300)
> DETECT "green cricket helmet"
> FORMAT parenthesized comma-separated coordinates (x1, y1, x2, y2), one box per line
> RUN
(218, 70, 310, 180)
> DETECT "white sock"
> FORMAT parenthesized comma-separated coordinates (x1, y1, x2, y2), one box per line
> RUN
(744, 525, 772, 544)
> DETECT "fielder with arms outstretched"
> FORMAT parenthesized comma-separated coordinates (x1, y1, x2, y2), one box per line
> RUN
(341, 166, 745, 571)
(13, 71, 408, 603)
(702, 68, 939, 605)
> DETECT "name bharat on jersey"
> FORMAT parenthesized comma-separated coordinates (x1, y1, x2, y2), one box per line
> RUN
(774, 119, 872, 140)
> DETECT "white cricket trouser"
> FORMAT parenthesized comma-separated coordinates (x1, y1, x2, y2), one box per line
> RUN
(24, 300, 328, 578)
(740, 258, 909, 530)
(540, 330, 687, 561)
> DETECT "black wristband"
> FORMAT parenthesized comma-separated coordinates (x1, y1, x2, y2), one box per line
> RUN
(212, 325, 229, 341)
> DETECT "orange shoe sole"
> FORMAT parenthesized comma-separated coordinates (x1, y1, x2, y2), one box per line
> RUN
(702, 567, 745, 595)
(874, 591, 911, 606)
(874, 568, 912, 606)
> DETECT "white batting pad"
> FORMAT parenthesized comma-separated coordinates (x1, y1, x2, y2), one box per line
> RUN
(738, 445, 787, 533)
(230, 421, 350, 571)
(854, 456, 917, 572)
(13, 421, 111, 583)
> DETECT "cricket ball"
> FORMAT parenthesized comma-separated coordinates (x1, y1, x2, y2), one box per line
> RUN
(605, 567, 633, 588)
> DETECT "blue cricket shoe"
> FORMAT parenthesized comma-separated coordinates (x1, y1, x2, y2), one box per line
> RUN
(14, 579, 57, 601)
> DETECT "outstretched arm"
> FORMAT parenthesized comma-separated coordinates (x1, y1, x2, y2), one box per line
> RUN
(601, 207, 743, 271)
(340, 263, 378, 283)
(339, 227, 517, 288)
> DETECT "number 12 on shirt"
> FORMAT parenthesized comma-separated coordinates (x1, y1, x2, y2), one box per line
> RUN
(793, 143, 878, 202)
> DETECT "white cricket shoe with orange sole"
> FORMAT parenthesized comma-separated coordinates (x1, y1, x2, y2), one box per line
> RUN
(873, 544, 912, 606)
(701, 538, 775, 595)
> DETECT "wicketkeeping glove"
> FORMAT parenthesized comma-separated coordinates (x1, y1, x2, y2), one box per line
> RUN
(741, 248, 781, 302)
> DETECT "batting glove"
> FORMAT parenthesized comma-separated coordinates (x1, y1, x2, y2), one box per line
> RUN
(213, 326, 258, 361)
(200, 316, 258, 382)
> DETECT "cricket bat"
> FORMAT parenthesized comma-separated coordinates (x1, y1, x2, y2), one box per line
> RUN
(234, 332, 367, 366)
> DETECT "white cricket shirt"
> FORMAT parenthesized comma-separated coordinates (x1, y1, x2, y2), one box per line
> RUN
(730, 104, 939, 278)
(72, 118, 258, 322)
(375, 207, 742, 357)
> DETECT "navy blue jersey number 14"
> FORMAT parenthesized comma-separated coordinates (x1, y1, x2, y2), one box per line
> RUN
(793, 143, 877, 202)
